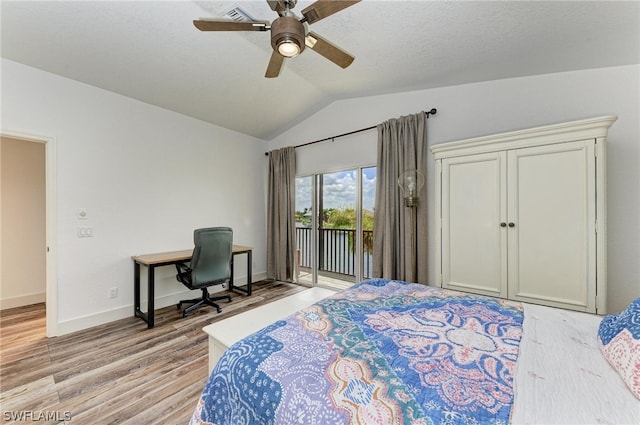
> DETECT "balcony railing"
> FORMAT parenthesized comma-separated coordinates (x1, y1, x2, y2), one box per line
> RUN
(296, 227, 373, 279)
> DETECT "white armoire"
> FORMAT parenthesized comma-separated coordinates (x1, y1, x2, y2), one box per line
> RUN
(431, 116, 617, 314)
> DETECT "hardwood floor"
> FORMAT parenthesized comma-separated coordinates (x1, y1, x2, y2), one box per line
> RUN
(0, 280, 307, 424)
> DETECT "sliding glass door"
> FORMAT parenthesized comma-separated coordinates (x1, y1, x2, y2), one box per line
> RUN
(295, 167, 376, 289)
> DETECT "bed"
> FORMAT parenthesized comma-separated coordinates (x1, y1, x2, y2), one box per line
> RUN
(190, 279, 639, 424)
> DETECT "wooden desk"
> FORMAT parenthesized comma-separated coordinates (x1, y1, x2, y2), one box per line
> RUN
(132, 245, 253, 328)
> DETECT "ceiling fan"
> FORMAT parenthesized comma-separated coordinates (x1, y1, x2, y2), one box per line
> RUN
(193, 0, 361, 78)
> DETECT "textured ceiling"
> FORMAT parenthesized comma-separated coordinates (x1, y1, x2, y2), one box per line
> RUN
(1, 1, 638, 140)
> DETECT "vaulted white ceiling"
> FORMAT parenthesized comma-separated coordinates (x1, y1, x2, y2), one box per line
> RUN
(2, 1, 638, 140)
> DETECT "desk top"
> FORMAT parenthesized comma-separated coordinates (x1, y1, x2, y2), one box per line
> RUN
(132, 245, 253, 266)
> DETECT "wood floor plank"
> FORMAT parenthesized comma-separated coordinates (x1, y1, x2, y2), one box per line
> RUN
(0, 339, 50, 366)
(56, 336, 189, 402)
(0, 375, 59, 413)
(122, 374, 208, 425)
(0, 304, 46, 327)
(0, 346, 52, 390)
(89, 357, 207, 425)
(70, 355, 207, 424)
(48, 343, 208, 421)
(51, 326, 186, 383)
(0, 280, 306, 424)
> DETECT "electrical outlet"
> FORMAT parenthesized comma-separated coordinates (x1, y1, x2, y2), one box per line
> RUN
(109, 287, 118, 299)
(77, 227, 94, 238)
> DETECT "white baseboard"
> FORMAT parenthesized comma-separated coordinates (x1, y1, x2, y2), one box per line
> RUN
(0, 291, 46, 310)
(56, 272, 267, 336)
(57, 289, 192, 335)
(57, 304, 133, 336)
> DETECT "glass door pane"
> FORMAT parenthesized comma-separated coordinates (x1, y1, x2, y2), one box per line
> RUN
(362, 167, 376, 280)
(295, 175, 314, 285)
(319, 170, 358, 289)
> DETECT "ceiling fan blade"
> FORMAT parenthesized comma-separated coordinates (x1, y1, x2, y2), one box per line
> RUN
(193, 19, 270, 32)
(305, 32, 354, 68)
(301, 0, 361, 24)
(265, 51, 285, 78)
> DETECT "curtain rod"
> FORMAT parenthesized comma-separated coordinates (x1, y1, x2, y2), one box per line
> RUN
(265, 108, 437, 156)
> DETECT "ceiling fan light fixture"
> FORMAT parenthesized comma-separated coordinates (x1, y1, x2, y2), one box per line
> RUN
(271, 15, 305, 58)
(277, 37, 301, 57)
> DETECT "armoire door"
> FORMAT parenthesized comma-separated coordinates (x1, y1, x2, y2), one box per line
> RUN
(507, 140, 597, 311)
(441, 151, 508, 298)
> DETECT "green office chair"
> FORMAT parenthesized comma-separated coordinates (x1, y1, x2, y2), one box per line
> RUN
(175, 227, 233, 317)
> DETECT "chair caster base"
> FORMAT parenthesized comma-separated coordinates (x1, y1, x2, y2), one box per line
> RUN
(177, 290, 231, 318)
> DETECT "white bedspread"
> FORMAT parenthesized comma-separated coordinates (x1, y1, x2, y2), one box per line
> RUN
(512, 304, 640, 424)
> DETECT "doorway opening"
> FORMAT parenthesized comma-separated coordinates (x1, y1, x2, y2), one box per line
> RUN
(1, 131, 57, 337)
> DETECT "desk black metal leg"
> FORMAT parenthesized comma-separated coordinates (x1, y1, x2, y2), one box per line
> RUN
(229, 256, 235, 293)
(134, 261, 141, 315)
(147, 265, 155, 328)
(134, 261, 152, 328)
(228, 251, 252, 296)
(247, 250, 252, 296)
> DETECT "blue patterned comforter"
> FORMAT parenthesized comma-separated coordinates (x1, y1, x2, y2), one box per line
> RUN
(190, 279, 524, 425)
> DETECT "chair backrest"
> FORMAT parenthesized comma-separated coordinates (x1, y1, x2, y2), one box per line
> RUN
(190, 227, 233, 288)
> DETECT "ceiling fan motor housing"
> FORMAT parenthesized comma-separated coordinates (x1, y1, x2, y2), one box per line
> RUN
(271, 16, 306, 56)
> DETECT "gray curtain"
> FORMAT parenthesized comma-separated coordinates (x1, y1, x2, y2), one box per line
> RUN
(373, 112, 428, 283)
(266, 146, 296, 281)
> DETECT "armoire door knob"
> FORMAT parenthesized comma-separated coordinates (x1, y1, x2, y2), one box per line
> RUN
(500, 222, 507, 227)
(508, 222, 515, 227)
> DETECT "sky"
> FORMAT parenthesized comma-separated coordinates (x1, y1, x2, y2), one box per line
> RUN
(296, 167, 377, 213)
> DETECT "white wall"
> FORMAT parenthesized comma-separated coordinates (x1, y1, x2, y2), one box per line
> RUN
(269, 65, 640, 313)
(1, 58, 268, 334)
(1, 136, 46, 309)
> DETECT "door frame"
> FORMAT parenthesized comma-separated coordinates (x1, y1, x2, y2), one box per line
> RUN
(1, 129, 57, 337)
